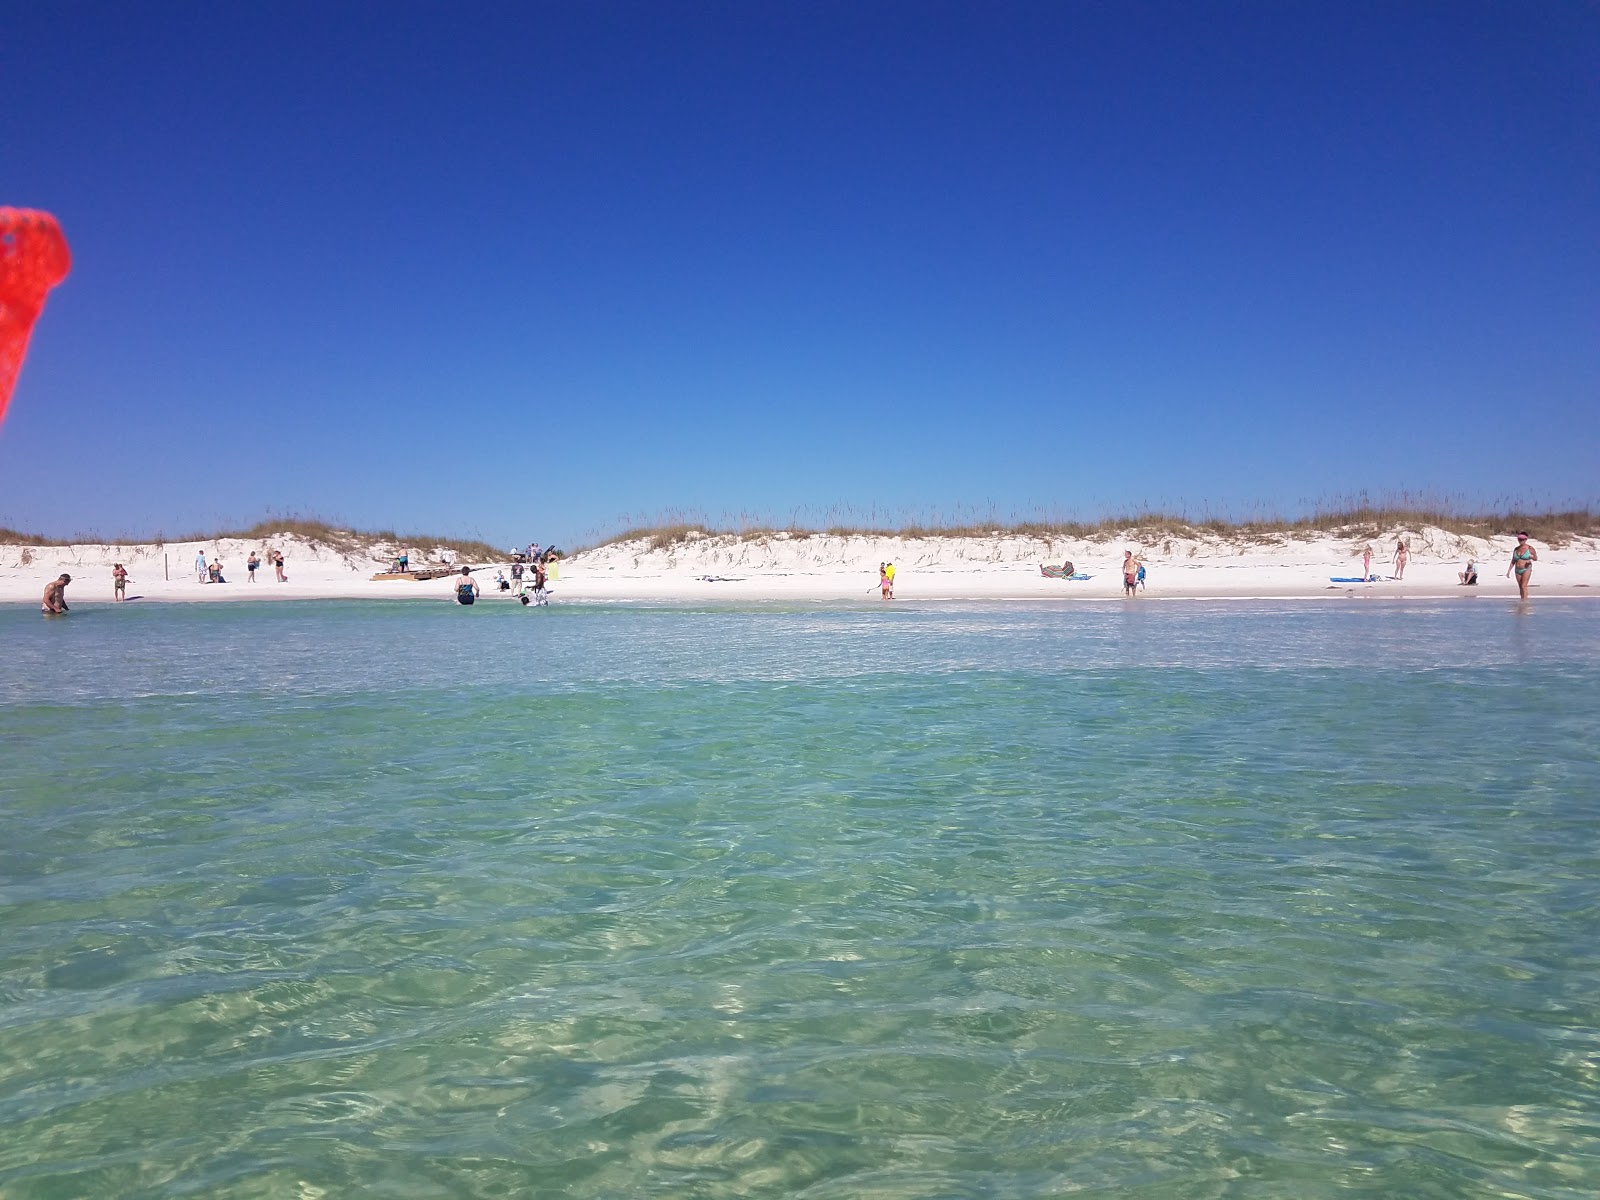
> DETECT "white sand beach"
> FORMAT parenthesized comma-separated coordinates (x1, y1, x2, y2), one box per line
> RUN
(2, 526, 1594, 606)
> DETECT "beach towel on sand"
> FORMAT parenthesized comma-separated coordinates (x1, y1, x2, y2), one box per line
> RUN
(1040, 566, 1092, 580)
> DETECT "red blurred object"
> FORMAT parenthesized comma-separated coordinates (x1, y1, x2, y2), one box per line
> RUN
(0, 208, 72, 426)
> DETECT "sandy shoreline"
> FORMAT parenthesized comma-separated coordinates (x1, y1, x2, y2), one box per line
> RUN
(3, 526, 1595, 607)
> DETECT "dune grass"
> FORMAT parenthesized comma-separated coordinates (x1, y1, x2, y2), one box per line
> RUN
(0, 527, 54, 546)
(0, 517, 506, 563)
(582, 502, 1600, 552)
(179, 519, 504, 564)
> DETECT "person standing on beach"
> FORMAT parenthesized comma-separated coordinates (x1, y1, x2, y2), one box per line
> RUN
(1362, 545, 1373, 581)
(885, 562, 896, 598)
(195, 549, 208, 583)
(1123, 551, 1138, 597)
(42, 573, 70, 613)
(878, 563, 890, 599)
(112, 562, 128, 600)
(1506, 532, 1537, 599)
(1393, 539, 1409, 580)
(246, 551, 259, 581)
(273, 550, 286, 582)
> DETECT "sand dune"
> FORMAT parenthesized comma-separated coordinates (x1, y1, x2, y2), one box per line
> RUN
(3, 526, 1593, 605)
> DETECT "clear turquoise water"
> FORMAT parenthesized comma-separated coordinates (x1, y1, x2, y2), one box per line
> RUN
(3, 598, 1598, 1198)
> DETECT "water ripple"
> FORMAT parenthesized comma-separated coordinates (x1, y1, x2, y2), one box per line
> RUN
(2, 601, 1598, 1196)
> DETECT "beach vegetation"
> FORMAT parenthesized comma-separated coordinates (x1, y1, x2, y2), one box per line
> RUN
(0, 516, 504, 563)
(0, 526, 54, 546)
(578, 498, 1599, 553)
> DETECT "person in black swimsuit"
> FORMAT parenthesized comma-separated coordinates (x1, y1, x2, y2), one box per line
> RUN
(454, 567, 479, 605)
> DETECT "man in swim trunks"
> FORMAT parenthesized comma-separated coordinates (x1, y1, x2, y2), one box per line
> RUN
(195, 550, 208, 583)
(1506, 532, 1537, 600)
(1123, 551, 1138, 597)
(113, 562, 129, 600)
(885, 562, 896, 598)
(42, 573, 71, 613)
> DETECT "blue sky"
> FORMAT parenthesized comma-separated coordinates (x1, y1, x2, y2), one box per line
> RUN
(3, 2, 1596, 548)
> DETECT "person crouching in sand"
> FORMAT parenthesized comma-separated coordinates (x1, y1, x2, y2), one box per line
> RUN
(42, 573, 71, 614)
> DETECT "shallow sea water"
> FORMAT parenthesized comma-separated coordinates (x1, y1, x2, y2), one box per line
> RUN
(3, 597, 1598, 1198)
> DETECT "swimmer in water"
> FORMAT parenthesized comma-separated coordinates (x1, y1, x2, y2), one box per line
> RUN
(42, 573, 71, 614)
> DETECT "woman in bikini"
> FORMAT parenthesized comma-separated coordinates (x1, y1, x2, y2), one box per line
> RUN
(1506, 532, 1536, 600)
(1392, 538, 1409, 580)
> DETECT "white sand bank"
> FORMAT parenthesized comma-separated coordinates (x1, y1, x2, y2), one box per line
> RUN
(2, 527, 1595, 606)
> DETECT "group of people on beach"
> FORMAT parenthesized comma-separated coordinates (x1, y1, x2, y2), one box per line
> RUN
(1458, 532, 1537, 598)
(1359, 541, 1406, 582)
(1364, 534, 1537, 597)
(31, 532, 1555, 613)
(192, 548, 286, 585)
(454, 543, 558, 607)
